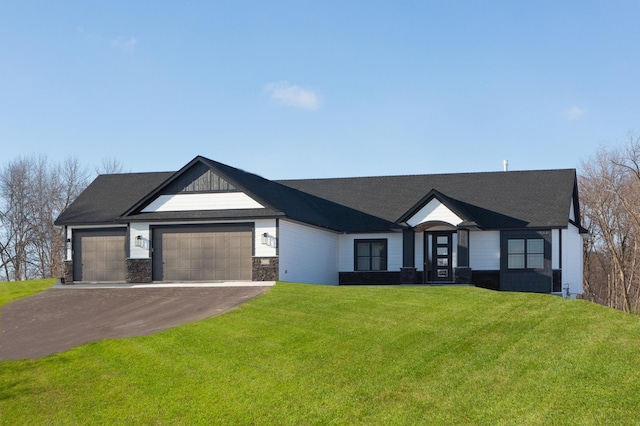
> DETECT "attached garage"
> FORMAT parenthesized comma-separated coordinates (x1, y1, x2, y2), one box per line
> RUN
(72, 228, 127, 282)
(151, 224, 253, 281)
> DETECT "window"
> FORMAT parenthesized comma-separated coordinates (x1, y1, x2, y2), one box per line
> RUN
(508, 238, 545, 269)
(355, 239, 387, 271)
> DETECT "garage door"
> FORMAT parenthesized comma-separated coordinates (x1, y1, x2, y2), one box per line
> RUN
(152, 225, 253, 281)
(73, 228, 127, 282)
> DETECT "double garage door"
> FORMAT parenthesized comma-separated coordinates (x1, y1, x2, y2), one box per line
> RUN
(73, 225, 253, 282)
(152, 225, 253, 281)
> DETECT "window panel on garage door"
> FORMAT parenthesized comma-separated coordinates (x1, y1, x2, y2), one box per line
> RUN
(152, 225, 253, 281)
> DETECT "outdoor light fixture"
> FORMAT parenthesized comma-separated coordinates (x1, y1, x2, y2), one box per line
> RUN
(66, 238, 72, 250)
(135, 235, 142, 247)
(261, 233, 277, 248)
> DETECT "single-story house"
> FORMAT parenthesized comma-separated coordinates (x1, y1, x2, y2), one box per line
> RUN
(55, 155, 586, 295)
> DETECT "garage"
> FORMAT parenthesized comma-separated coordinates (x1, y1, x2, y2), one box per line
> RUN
(151, 224, 253, 281)
(72, 228, 127, 282)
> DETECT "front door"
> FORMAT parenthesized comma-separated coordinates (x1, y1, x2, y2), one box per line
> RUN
(432, 232, 453, 282)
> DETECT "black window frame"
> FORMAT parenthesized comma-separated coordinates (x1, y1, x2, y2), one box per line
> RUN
(354, 239, 388, 271)
(507, 237, 545, 270)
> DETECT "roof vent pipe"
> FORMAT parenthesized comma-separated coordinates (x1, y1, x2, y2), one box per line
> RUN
(503, 160, 509, 172)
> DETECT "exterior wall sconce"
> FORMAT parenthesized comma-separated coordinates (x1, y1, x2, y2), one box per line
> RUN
(135, 235, 143, 247)
(261, 232, 277, 248)
(66, 238, 72, 250)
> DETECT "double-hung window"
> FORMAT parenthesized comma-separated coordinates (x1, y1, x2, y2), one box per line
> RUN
(354, 239, 387, 271)
(507, 238, 544, 269)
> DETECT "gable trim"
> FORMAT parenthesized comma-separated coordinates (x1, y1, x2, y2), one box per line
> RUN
(398, 189, 471, 228)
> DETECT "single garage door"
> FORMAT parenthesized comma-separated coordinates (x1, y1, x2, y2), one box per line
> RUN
(152, 224, 253, 281)
(73, 228, 127, 282)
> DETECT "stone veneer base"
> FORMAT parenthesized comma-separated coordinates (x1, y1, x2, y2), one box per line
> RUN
(252, 257, 279, 281)
(126, 258, 152, 283)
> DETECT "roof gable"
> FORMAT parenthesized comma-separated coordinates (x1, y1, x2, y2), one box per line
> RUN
(402, 191, 465, 228)
(122, 156, 276, 217)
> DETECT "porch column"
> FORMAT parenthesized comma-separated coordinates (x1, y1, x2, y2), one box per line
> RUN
(402, 229, 415, 267)
(455, 228, 472, 284)
(457, 228, 469, 267)
(400, 228, 418, 284)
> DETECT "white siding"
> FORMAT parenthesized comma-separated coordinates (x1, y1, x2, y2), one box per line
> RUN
(66, 227, 72, 261)
(569, 199, 575, 222)
(130, 223, 150, 259)
(406, 199, 462, 227)
(141, 193, 264, 212)
(469, 230, 500, 270)
(562, 224, 584, 296)
(278, 220, 339, 285)
(338, 232, 403, 272)
(254, 219, 278, 258)
(552, 229, 560, 269)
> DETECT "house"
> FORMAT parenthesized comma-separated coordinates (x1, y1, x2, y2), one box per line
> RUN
(55, 155, 586, 295)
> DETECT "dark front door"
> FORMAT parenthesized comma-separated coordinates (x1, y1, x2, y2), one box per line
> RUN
(432, 232, 453, 282)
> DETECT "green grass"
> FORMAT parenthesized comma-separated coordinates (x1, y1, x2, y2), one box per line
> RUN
(0, 278, 56, 306)
(1, 282, 639, 425)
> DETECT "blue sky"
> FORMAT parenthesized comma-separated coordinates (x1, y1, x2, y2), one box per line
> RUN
(1, 1, 639, 179)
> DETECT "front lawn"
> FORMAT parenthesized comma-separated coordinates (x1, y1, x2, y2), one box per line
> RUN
(1, 282, 639, 424)
(0, 278, 56, 306)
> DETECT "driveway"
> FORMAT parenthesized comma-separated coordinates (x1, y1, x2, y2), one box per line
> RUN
(0, 284, 272, 360)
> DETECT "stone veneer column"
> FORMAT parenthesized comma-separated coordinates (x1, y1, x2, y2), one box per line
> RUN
(400, 267, 418, 284)
(252, 257, 279, 281)
(454, 267, 472, 284)
(63, 261, 73, 284)
(126, 259, 152, 283)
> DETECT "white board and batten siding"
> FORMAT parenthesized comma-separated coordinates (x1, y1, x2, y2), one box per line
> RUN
(278, 220, 339, 285)
(141, 193, 264, 212)
(338, 232, 403, 272)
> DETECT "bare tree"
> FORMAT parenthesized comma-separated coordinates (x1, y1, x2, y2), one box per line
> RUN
(95, 157, 126, 175)
(580, 136, 640, 313)
(0, 157, 35, 280)
(0, 155, 88, 281)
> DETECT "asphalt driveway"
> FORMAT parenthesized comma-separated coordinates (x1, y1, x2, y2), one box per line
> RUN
(0, 284, 271, 360)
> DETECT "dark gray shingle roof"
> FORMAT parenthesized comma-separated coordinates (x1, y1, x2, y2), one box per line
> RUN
(278, 169, 579, 230)
(55, 172, 174, 225)
(56, 156, 579, 232)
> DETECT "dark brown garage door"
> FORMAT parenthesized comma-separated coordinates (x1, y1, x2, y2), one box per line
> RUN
(73, 228, 127, 282)
(152, 225, 253, 281)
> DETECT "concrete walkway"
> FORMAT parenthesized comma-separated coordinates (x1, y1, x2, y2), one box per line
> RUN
(0, 283, 273, 360)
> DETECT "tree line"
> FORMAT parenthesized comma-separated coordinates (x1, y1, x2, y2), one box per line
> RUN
(580, 134, 640, 313)
(1, 147, 639, 313)
(0, 156, 123, 281)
